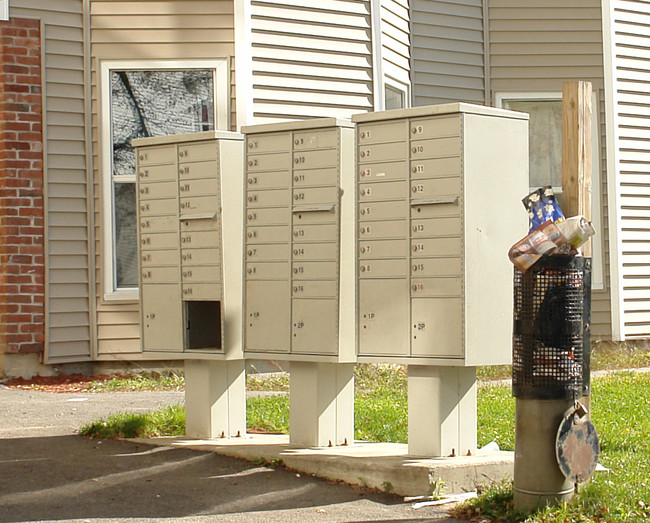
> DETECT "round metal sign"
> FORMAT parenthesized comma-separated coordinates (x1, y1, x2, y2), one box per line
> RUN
(555, 414, 600, 483)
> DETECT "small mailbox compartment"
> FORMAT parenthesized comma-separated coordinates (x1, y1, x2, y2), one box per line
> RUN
(184, 300, 222, 350)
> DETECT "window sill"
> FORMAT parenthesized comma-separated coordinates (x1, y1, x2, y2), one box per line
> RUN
(103, 289, 139, 303)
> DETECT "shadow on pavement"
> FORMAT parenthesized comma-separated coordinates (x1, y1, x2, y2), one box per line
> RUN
(0, 435, 427, 522)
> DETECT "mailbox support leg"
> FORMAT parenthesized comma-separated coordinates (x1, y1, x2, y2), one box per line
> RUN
(289, 361, 354, 448)
(407, 365, 477, 457)
(185, 359, 246, 439)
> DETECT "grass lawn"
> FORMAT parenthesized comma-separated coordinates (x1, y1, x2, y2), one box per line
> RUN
(80, 364, 650, 522)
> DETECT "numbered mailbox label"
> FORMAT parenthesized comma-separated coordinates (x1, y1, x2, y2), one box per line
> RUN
(410, 237, 462, 258)
(292, 261, 337, 280)
(139, 198, 177, 216)
(292, 186, 338, 206)
(247, 189, 290, 208)
(246, 133, 291, 154)
(246, 261, 289, 279)
(410, 157, 462, 179)
(410, 257, 461, 277)
(180, 230, 220, 249)
(293, 168, 338, 188)
(247, 171, 291, 190)
(246, 207, 291, 226)
(246, 152, 291, 171)
(181, 248, 221, 266)
(178, 142, 217, 163)
(358, 142, 407, 163)
(411, 297, 463, 358)
(180, 195, 220, 215)
(138, 163, 176, 182)
(410, 137, 461, 160)
(178, 178, 219, 198)
(181, 265, 221, 283)
(246, 225, 290, 244)
(359, 200, 408, 222)
(410, 216, 462, 238)
(293, 129, 338, 150)
(359, 181, 408, 202)
(359, 259, 408, 278)
(178, 160, 216, 180)
(140, 232, 179, 251)
(141, 249, 180, 267)
(293, 223, 338, 242)
(246, 243, 290, 261)
(138, 180, 177, 200)
(358, 161, 408, 182)
(359, 220, 409, 240)
(292, 149, 338, 169)
(358, 121, 407, 145)
(139, 214, 177, 234)
(291, 280, 337, 298)
(291, 299, 338, 355)
(409, 115, 460, 140)
(359, 239, 408, 259)
(410, 177, 461, 200)
(137, 146, 176, 166)
(292, 242, 338, 261)
(410, 277, 462, 298)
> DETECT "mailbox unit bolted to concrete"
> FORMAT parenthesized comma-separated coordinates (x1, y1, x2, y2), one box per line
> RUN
(352, 103, 529, 457)
(133, 131, 245, 440)
(241, 118, 356, 448)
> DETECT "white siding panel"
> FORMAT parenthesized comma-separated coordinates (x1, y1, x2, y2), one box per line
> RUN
(380, 0, 410, 101)
(411, 0, 486, 106)
(250, 0, 374, 121)
(12, 1, 93, 363)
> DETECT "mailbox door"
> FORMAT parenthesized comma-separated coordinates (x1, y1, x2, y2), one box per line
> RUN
(411, 297, 463, 358)
(246, 281, 291, 352)
(291, 299, 338, 355)
(141, 284, 182, 351)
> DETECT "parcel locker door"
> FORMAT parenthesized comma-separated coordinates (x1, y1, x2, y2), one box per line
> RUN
(411, 297, 463, 358)
(358, 279, 409, 356)
(245, 280, 290, 353)
(291, 299, 338, 355)
(141, 284, 182, 352)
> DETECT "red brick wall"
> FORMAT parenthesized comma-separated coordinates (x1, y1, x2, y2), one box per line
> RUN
(0, 18, 45, 355)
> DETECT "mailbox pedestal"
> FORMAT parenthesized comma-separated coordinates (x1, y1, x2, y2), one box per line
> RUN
(408, 365, 477, 457)
(185, 359, 246, 438)
(290, 362, 354, 447)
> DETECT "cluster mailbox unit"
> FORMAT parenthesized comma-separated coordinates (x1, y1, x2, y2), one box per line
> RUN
(241, 119, 356, 447)
(352, 103, 529, 456)
(133, 131, 246, 439)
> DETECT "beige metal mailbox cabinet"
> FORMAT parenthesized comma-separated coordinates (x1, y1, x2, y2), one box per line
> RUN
(242, 119, 356, 362)
(241, 119, 356, 448)
(134, 131, 245, 439)
(352, 103, 529, 366)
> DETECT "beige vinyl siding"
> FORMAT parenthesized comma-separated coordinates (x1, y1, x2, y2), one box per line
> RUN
(380, 0, 410, 92)
(12, 1, 93, 363)
(489, 0, 610, 340)
(607, 0, 650, 339)
(250, 0, 374, 123)
(90, 0, 236, 357)
(411, 0, 486, 106)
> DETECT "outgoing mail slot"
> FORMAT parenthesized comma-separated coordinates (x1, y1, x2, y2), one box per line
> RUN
(411, 237, 461, 257)
(245, 280, 291, 352)
(292, 242, 338, 261)
(293, 223, 338, 242)
(246, 243, 290, 261)
(411, 216, 462, 237)
(409, 115, 461, 140)
(247, 152, 291, 171)
(247, 132, 291, 154)
(181, 265, 221, 283)
(247, 171, 291, 189)
(292, 209, 337, 225)
(138, 180, 177, 200)
(246, 225, 290, 244)
(178, 142, 217, 163)
(358, 220, 408, 239)
(358, 121, 408, 144)
(247, 189, 290, 208)
(139, 163, 176, 182)
(291, 299, 338, 355)
(359, 259, 408, 278)
(411, 199, 461, 219)
(182, 283, 222, 301)
(137, 146, 176, 166)
(246, 261, 289, 279)
(293, 168, 338, 187)
(180, 195, 219, 215)
(181, 217, 219, 232)
(140, 232, 179, 251)
(410, 157, 462, 179)
(181, 248, 221, 266)
(410, 257, 462, 277)
(141, 249, 180, 267)
(178, 161, 217, 180)
(139, 266, 176, 285)
(411, 297, 463, 358)
(140, 214, 177, 233)
(139, 198, 177, 216)
(292, 186, 338, 206)
(141, 266, 178, 284)
(292, 261, 337, 280)
(410, 137, 461, 160)
(410, 177, 461, 200)
(292, 280, 337, 298)
(359, 239, 408, 259)
(359, 200, 408, 221)
(358, 279, 409, 356)
(246, 207, 290, 226)
(359, 181, 408, 202)
(180, 230, 220, 249)
(358, 161, 408, 182)
(293, 129, 338, 150)
(358, 142, 407, 163)
(179, 178, 219, 198)
(410, 277, 462, 297)
(293, 149, 337, 169)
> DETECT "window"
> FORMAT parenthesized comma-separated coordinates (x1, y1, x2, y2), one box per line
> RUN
(384, 76, 409, 110)
(496, 92, 604, 290)
(101, 60, 229, 300)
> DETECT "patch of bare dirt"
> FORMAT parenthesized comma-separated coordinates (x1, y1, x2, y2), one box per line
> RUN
(2, 374, 128, 393)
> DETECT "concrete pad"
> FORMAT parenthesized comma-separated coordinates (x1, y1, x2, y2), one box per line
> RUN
(136, 434, 513, 497)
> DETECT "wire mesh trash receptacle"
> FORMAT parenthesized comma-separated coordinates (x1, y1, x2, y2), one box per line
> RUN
(513, 256, 592, 400)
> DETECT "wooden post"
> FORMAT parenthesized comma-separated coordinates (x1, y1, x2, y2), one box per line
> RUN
(561, 81, 593, 256)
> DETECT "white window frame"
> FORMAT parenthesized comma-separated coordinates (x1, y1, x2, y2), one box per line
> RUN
(384, 75, 410, 110)
(495, 91, 605, 290)
(100, 59, 229, 301)
(1, 1, 8, 21)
